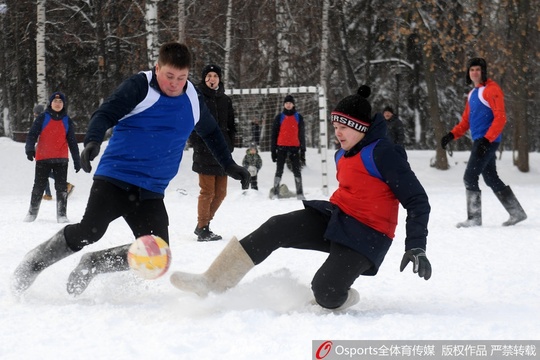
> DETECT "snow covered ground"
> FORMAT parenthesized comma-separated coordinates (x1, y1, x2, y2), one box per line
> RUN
(0, 136, 538, 359)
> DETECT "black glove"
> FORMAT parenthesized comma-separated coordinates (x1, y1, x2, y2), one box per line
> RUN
(80, 141, 101, 173)
(476, 137, 490, 158)
(26, 150, 35, 161)
(440, 133, 454, 150)
(400, 248, 432, 280)
(271, 151, 277, 163)
(225, 162, 250, 189)
(74, 161, 81, 173)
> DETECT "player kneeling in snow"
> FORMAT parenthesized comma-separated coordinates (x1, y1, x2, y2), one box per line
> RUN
(170, 86, 432, 311)
(11, 42, 249, 296)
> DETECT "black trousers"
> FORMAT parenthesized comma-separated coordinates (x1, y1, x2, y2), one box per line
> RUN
(64, 179, 169, 251)
(32, 161, 68, 196)
(274, 147, 302, 178)
(239, 207, 373, 308)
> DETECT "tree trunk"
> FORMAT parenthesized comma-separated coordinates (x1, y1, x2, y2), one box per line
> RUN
(36, 0, 47, 106)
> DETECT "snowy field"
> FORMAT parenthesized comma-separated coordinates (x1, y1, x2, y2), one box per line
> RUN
(0, 136, 539, 359)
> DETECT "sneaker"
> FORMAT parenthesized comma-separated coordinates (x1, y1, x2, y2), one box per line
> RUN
(43, 194, 53, 200)
(195, 225, 222, 242)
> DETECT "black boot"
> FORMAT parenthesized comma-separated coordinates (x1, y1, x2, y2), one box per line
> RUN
(12, 228, 75, 293)
(67, 244, 131, 296)
(295, 176, 305, 200)
(272, 176, 281, 199)
(23, 192, 43, 222)
(56, 191, 69, 223)
(494, 186, 527, 226)
(456, 190, 482, 228)
(194, 225, 222, 242)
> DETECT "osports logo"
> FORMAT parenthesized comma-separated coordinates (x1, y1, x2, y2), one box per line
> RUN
(315, 340, 333, 359)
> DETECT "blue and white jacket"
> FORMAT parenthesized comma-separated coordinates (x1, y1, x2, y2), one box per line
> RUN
(84, 68, 234, 197)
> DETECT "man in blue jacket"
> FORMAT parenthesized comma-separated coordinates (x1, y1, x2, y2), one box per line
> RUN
(12, 42, 250, 296)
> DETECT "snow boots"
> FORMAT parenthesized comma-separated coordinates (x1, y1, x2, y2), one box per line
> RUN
(170, 237, 255, 296)
(295, 176, 305, 200)
(67, 244, 130, 296)
(23, 191, 43, 222)
(456, 190, 482, 228)
(272, 176, 281, 199)
(56, 191, 69, 223)
(12, 228, 75, 293)
(494, 186, 527, 226)
(272, 176, 305, 200)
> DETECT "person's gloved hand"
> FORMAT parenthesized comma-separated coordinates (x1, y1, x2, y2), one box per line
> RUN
(226, 162, 250, 189)
(26, 150, 35, 161)
(440, 133, 454, 150)
(271, 151, 277, 163)
(476, 137, 490, 158)
(80, 141, 101, 173)
(400, 248, 432, 280)
(74, 160, 81, 173)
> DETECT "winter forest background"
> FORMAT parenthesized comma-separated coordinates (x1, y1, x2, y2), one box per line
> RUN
(0, 0, 538, 171)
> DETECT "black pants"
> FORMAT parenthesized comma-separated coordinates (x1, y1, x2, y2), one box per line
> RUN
(32, 161, 68, 196)
(64, 180, 169, 251)
(239, 207, 373, 308)
(274, 147, 302, 178)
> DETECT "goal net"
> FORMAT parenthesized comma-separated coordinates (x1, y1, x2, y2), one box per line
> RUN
(225, 86, 330, 195)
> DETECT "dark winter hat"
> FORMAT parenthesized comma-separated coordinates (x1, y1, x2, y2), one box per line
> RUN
(331, 85, 372, 133)
(383, 106, 394, 114)
(48, 92, 66, 106)
(466, 57, 487, 85)
(201, 64, 222, 80)
(249, 142, 258, 151)
(283, 95, 295, 104)
(33, 104, 45, 114)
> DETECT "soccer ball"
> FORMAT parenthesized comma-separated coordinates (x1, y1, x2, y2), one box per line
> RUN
(127, 235, 171, 280)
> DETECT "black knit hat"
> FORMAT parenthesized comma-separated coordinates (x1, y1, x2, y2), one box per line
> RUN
(48, 92, 66, 106)
(383, 106, 394, 114)
(283, 95, 295, 105)
(201, 64, 222, 80)
(466, 57, 487, 85)
(331, 86, 372, 133)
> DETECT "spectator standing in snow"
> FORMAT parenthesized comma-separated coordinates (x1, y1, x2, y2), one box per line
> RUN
(24, 93, 81, 223)
(242, 143, 263, 190)
(381, 106, 405, 146)
(170, 86, 432, 311)
(189, 64, 237, 242)
(13, 42, 250, 296)
(270, 95, 306, 200)
(440, 57, 527, 228)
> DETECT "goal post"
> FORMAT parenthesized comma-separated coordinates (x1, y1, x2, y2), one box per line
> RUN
(225, 86, 329, 196)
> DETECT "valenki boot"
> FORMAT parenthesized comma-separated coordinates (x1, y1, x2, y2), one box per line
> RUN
(295, 176, 305, 200)
(170, 237, 254, 296)
(12, 228, 75, 293)
(67, 244, 131, 296)
(56, 191, 69, 223)
(494, 186, 527, 226)
(456, 190, 482, 228)
(23, 192, 43, 222)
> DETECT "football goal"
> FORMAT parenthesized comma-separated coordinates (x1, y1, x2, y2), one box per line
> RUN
(225, 86, 330, 195)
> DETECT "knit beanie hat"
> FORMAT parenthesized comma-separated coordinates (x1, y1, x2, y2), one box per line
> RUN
(331, 85, 372, 133)
(283, 95, 295, 104)
(466, 57, 487, 85)
(48, 92, 66, 106)
(383, 106, 394, 114)
(201, 64, 222, 80)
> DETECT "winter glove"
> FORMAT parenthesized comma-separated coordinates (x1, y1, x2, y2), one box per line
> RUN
(80, 141, 101, 173)
(476, 137, 490, 158)
(400, 248, 432, 280)
(74, 161, 82, 173)
(271, 151, 277, 163)
(26, 150, 35, 161)
(440, 132, 454, 150)
(225, 162, 250, 189)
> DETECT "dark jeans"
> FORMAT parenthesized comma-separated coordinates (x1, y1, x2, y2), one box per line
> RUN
(239, 207, 372, 308)
(64, 179, 169, 251)
(464, 140, 506, 192)
(32, 161, 68, 196)
(274, 147, 302, 178)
